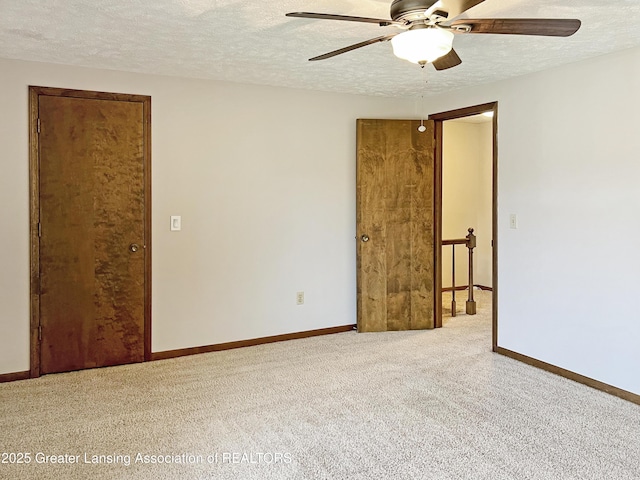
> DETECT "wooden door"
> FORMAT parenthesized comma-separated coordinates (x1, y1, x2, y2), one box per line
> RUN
(30, 87, 151, 375)
(356, 119, 436, 332)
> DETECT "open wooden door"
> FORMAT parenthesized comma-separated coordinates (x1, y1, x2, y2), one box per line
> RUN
(30, 87, 151, 376)
(356, 119, 437, 332)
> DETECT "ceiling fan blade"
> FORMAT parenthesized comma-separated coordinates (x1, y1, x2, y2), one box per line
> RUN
(309, 34, 398, 61)
(451, 18, 581, 37)
(440, 0, 486, 20)
(286, 12, 399, 27)
(432, 49, 462, 71)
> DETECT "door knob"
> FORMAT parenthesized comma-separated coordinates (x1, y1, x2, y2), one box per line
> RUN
(361, 234, 370, 243)
(129, 243, 140, 253)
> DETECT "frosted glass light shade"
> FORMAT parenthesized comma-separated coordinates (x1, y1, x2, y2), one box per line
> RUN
(391, 28, 454, 64)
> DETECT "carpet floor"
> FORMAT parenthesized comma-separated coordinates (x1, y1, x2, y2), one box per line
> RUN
(1, 291, 639, 479)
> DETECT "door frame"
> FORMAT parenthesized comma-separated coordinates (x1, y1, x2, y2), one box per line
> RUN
(28, 86, 152, 377)
(429, 102, 498, 349)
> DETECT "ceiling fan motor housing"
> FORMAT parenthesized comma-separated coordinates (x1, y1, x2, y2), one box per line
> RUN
(390, 0, 442, 22)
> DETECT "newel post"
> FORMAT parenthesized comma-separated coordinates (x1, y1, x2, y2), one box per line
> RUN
(466, 228, 477, 315)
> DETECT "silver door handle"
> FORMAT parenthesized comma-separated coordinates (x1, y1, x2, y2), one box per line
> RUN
(129, 243, 140, 253)
(361, 234, 370, 243)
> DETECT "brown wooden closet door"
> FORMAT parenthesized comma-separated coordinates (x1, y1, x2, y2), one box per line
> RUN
(38, 95, 147, 374)
(356, 119, 436, 332)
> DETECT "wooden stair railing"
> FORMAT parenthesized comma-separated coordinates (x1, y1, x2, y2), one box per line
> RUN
(442, 228, 476, 316)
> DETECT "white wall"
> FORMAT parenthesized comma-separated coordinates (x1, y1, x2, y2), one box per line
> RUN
(442, 120, 493, 289)
(3, 46, 640, 398)
(0, 57, 414, 374)
(426, 46, 640, 396)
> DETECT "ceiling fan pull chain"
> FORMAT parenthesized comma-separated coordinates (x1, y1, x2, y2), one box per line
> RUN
(417, 64, 429, 133)
(418, 94, 427, 133)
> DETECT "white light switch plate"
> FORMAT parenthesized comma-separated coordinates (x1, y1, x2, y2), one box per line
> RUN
(509, 214, 518, 229)
(170, 215, 181, 231)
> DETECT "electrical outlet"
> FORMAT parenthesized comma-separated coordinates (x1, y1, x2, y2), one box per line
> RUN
(296, 292, 304, 305)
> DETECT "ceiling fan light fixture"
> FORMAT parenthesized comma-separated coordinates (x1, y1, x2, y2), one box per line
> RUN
(391, 27, 454, 64)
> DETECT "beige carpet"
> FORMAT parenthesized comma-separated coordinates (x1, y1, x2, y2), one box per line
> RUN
(1, 290, 639, 479)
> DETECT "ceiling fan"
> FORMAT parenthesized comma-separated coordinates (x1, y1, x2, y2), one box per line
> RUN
(286, 0, 581, 70)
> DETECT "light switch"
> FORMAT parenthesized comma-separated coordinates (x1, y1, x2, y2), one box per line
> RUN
(170, 215, 181, 231)
(509, 214, 518, 229)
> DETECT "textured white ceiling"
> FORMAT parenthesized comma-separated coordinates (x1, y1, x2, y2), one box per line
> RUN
(1, 0, 639, 97)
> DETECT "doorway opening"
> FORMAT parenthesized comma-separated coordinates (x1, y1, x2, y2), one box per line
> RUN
(430, 103, 498, 349)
